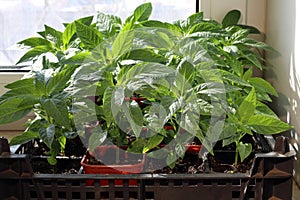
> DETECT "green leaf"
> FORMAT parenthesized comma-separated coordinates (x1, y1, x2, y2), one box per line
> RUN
(221, 70, 251, 86)
(61, 51, 91, 65)
(112, 30, 134, 58)
(189, 22, 220, 33)
(243, 38, 278, 53)
(221, 123, 238, 146)
(96, 12, 122, 37)
(5, 78, 34, 90)
(127, 49, 166, 63)
(0, 78, 41, 101)
(77, 16, 94, 26)
(17, 37, 52, 48)
(103, 86, 114, 125)
(46, 66, 76, 95)
(133, 2, 152, 22)
(231, 29, 248, 41)
(223, 45, 238, 54)
(222, 9, 241, 27)
(47, 156, 57, 165)
(243, 67, 253, 81)
(44, 25, 63, 48)
(248, 115, 292, 134)
(166, 152, 176, 169)
(88, 127, 107, 152)
(237, 88, 256, 123)
(62, 22, 76, 47)
(146, 103, 168, 132)
(255, 102, 279, 119)
(75, 21, 103, 49)
(10, 131, 39, 146)
(249, 77, 278, 97)
(237, 142, 252, 162)
(237, 24, 260, 34)
(0, 98, 32, 124)
(143, 134, 164, 153)
(242, 52, 263, 70)
(125, 101, 144, 137)
(179, 12, 204, 32)
(177, 60, 194, 84)
(39, 123, 55, 147)
(40, 96, 71, 129)
(141, 20, 181, 33)
(16, 46, 52, 64)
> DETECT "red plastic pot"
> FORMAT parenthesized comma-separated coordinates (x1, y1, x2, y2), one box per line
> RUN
(185, 144, 202, 154)
(81, 145, 145, 186)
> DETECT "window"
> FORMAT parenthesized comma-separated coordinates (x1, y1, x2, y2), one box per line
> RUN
(0, 0, 196, 67)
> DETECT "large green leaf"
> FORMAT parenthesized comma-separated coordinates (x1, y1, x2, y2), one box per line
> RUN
(61, 51, 91, 65)
(17, 37, 52, 48)
(131, 2, 152, 22)
(221, 70, 251, 86)
(222, 10, 241, 28)
(123, 101, 144, 137)
(16, 46, 52, 64)
(141, 20, 181, 33)
(39, 124, 55, 147)
(248, 115, 292, 134)
(75, 21, 103, 49)
(0, 78, 41, 101)
(179, 12, 204, 32)
(0, 98, 32, 124)
(249, 77, 278, 97)
(242, 52, 263, 70)
(176, 60, 194, 93)
(189, 22, 219, 34)
(44, 25, 63, 48)
(9, 131, 40, 146)
(231, 29, 248, 42)
(96, 12, 122, 37)
(46, 66, 76, 95)
(40, 96, 71, 129)
(112, 30, 134, 58)
(62, 22, 76, 47)
(255, 102, 279, 119)
(243, 38, 278, 53)
(237, 88, 256, 123)
(5, 78, 34, 90)
(146, 103, 167, 132)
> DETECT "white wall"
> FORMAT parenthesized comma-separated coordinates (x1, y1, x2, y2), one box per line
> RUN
(200, 0, 266, 33)
(265, 0, 300, 184)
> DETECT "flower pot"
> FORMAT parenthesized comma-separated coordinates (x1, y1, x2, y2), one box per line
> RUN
(81, 145, 146, 186)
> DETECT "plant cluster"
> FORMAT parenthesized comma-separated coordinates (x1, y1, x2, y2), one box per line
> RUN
(0, 3, 291, 166)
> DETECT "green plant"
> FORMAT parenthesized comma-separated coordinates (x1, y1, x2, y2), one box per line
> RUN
(0, 65, 76, 164)
(0, 3, 292, 168)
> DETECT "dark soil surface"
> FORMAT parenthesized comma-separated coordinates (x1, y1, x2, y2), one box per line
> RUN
(20, 136, 86, 174)
(24, 134, 268, 175)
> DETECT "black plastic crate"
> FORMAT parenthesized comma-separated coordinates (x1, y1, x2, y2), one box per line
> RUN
(0, 137, 295, 200)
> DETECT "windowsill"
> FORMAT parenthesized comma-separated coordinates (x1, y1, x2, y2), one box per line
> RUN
(0, 65, 30, 73)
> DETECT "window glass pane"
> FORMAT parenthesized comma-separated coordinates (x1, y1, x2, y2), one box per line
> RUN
(0, 0, 195, 66)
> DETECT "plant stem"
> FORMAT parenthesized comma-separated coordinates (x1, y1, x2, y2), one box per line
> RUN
(235, 141, 239, 166)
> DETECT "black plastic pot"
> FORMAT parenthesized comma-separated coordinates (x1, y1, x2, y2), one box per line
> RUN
(0, 136, 295, 200)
